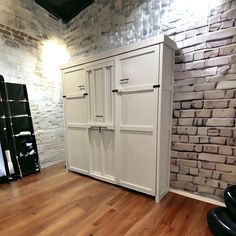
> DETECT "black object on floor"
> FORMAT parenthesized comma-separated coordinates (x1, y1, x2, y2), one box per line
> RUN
(225, 186, 236, 219)
(207, 207, 236, 236)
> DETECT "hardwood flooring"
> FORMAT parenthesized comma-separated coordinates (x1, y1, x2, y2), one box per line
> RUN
(0, 163, 215, 236)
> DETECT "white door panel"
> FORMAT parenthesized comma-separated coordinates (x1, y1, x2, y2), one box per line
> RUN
(67, 127, 89, 174)
(65, 97, 88, 124)
(121, 91, 155, 127)
(118, 46, 159, 88)
(64, 68, 86, 95)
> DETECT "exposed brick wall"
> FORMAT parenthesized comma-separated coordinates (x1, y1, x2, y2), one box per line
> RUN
(64, 0, 236, 201)
(0, 0, 66, 167)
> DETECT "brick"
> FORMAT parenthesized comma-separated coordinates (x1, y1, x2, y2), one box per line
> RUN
(199, 137, 209, 144)
(210, 137, 226, 145)
(227, 156, 236, 164)
(203, 145, 218, 154)
(196, 109, 212, 118)
(217, 65, 231, 75)
(170, 173, 177, 181)
(180, 135, 189, 143)
(198, 153, 226, 163)
(178, 118, 193, 126)
(204, 100, 228, 109)
(177, 159, 197, 168)
(204, 90, 225, 99)
(172, 135, 180, 142)
(173, 102, 181, 109)
(173, 110, 180, 118)
(197, 185, 215, 194)
(215, 188, 224, 197)
(198, 127, 208, 136)
(201, 162, 216, 170)
(216, 163, 236, 174)
(219, 43, 236, 55)
(194, 145, 203, 152)
(220, 128, 233, 137)
(177, 127, 197, 135)
(221, 8, 236, 20)
(170, 165, 179, 173)
(206, 118, 234, 127)
(229, 99, 236, 108)
(181, 102, 192, 109)
(183, 27, 236, 48)
(189, 168, 198, 176)
(199, 169, 213, 178)
(179, 166, 189, 174)
(192, 101, 203, 109)
(189, 136, 199, 144)
(193, 176, 206, 185)
(219, 146, 233, 155)
(175, 67, 217, 80)
(207, 128, 220, 136)
(180, 110, 195, 118)
(206, 179, 220, 188)
(174, 92, 204, 101)
(225, 90, 235, 99)
(212, 108, 235, 118)
(221, 173, 236, 182)
(177, 174, 193, 182)
(212, 171, 222, 180)
(172, 143, 194, 151)
(195, 83, 216, 91)
(206, 54, 236, 67)
(170, 181, 197, 192)
(217, 81, 236, 90)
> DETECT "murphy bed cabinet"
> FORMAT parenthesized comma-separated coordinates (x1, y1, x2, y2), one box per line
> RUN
(61, 35, 176, 202)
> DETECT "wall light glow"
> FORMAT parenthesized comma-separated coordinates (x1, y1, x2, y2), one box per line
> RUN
(41, 39, 70, 83)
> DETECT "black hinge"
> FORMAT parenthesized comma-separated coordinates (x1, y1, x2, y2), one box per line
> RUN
(112, 89, 118, 93)
(83, 93, 88, 96)
(153, 84, 160, 88)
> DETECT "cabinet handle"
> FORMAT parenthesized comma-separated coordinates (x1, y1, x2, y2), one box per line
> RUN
(83, 93, 88, 96)
(112, 89, 118, 93)
(78, 85, 85, 90)
(95, 115, 103, 118)
(120, 78, 129, 82)
(153, 84, 160, 88)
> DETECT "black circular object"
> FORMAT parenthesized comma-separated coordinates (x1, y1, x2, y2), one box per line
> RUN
(225, 185, 236, 218)
(207, 207, 236, 236)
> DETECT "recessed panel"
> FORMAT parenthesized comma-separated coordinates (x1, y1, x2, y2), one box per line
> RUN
(119, 131, 156, 191)
(65, 98, 87, 124)
(120, 49, 158, 87)
(67, 127, 89, 172)
(64, 68, 85, 95)
(121, 91, 155, 126)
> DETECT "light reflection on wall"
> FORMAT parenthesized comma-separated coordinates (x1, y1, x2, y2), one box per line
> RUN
(41, 39, 70, 84)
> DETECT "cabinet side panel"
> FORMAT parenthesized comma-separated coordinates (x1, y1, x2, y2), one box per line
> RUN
(156, 44, 174, 201)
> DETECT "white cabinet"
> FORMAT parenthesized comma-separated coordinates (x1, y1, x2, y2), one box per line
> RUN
(61, 35, 176, 202)
(116, 46, 159, 195)
(63, 66, 89, 174)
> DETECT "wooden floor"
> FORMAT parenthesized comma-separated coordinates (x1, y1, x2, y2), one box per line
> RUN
(0, 163, 215, 236)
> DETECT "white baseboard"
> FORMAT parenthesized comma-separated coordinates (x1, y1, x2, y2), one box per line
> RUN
(170, 188, 225, 207)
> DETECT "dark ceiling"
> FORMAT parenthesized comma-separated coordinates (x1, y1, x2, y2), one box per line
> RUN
(35, 0, 94, 23)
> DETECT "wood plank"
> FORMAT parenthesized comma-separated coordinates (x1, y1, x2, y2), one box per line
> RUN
(0, 162, 215, 236)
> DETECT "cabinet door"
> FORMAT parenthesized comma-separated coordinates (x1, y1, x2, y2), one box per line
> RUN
(63, 67, 86, 96)
(116, 46, 159, 196)
(117, 46, 159, 89)
(89, 128, 116, 183)
(63, 66, 89, 174)
(86, 60, 114, 126)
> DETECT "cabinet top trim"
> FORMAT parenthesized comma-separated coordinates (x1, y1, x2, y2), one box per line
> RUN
(61, 34, 176, 70)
